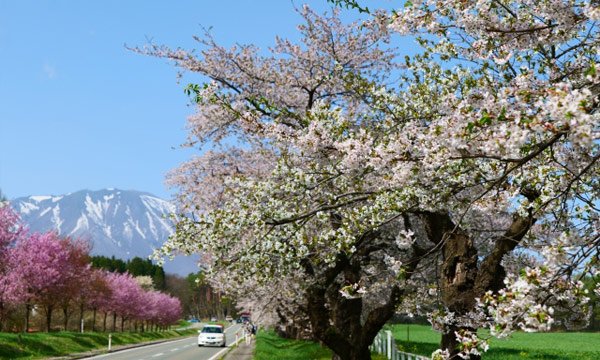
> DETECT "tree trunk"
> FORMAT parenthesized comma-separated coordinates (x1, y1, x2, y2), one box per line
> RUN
(63, 306, 70, 331)
(439, 232, 479, 358)
(24, 303, 31, 333)
(78, 304, 84, 332)
(0, 301, 5, 332)
(434, 206, 536, 359)
(92, 308, 97, 332)
(103, 312, 107, 332)
(45, 305, 54, 332)
(305, 260, 400, 360)
(112, 313, 117, 332)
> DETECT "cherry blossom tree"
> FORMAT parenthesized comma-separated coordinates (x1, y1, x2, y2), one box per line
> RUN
(104, 272, 144, 332)
(84, 269, 112, 332)
(8, 232, 91, 332)
(0, 205, 25, 331)
(143, 290, 182, 330)
(146, 3, 599, 359)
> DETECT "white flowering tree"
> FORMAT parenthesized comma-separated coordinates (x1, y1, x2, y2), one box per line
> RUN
(143, 2, 599, 359)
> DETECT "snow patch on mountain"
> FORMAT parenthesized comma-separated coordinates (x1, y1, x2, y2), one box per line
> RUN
(19, 202, 39, 215)
(71, 214, 90, 235)
(30, 195, 52, 202)
(52, 205, 63, 233)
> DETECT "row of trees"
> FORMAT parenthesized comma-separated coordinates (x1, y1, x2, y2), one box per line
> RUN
(143, 1, 599, 359)
(0, 205, 181, 333)
(91, 255, 166, 290)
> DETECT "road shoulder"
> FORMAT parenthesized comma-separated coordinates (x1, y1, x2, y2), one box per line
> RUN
(221, 337, 255, 360)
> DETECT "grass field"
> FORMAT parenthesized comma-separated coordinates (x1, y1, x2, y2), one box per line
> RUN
(389, 324, 600, 360)
(253, 330, 387, 360)
(0, 329, 197, 359)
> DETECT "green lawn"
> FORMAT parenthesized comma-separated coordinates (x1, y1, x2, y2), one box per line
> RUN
(389, 324, 600, 360)
(253, 330, 387, 360)
(0, 329, 197, 359)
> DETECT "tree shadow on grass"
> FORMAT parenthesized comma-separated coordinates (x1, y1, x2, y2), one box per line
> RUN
(0, 343, 30, 359)
(395, 340, 437, 356)
(63, 335, 97, 348)
(4, 337, 58, 358)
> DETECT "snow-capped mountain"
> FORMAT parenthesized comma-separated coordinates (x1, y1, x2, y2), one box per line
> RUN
(10, 189, 198, 275)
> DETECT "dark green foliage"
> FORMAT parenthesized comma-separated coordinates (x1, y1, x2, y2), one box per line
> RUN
(127, 257, 154, 276)
(152, 266, 166, 290)
(583, 274, 600, 330)
(91, 255, 127, 273)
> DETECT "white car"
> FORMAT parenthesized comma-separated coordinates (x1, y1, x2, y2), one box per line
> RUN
(198, 324, 226, 347)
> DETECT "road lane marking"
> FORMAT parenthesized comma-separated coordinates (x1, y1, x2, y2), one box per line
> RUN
(206, 327, 246, 360)
(152, 353, 164, 357)
(170, 348, 179, 351)
(83, 336, 196, 359)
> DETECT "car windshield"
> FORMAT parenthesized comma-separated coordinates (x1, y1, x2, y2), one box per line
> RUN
(202, 326, 223, 333)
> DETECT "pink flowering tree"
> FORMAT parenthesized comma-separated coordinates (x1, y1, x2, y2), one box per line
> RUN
(58, 238, 92, 331)
(104, 272, 145, 332)
(84, 269, 112, 332)
(8, 232, 91, 332)
(143, 290, 182, 330)
(144, 3, 599, 359)
(0, 205, 25, 331)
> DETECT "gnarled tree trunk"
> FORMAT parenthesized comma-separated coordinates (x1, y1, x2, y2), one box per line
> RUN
(431, 200, 536, 359)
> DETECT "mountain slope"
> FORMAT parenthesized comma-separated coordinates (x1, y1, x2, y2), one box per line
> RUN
(10, 189, 198, 275)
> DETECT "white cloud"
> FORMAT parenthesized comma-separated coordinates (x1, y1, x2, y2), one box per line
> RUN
(42, 63, 57, 79)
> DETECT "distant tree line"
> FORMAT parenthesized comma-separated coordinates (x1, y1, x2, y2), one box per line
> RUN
(91, 256, 166, 290)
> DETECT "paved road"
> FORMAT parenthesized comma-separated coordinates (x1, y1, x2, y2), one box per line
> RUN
(86, 324, 243, 360)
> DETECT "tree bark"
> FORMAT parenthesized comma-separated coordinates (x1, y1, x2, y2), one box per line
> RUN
(431, 206, 535, 359)
(0, 302, 5, 332)
(45, 305, 54, 332)
(304, 247, 421, 360)
(24, 303, 31, 333)
(63, 306, 70, 331)
(92, 308, 97, 332)
(78, 304, 85, 332)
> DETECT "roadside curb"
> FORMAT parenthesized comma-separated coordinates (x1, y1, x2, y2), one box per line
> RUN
(219, 336, 255, 360)
(206, 324, 247, 360)
(46, 332, 198, 359)
(48, 323, 240, 360)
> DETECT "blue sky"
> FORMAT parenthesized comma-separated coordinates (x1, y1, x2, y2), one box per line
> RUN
(0, 0, 392, 200)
